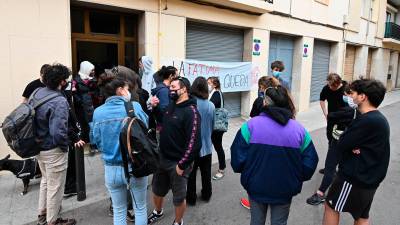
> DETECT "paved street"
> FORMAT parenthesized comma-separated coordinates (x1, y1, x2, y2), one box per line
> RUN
(13, 101, 399, 225)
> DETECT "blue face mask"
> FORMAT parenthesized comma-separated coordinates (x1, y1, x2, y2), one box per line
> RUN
(272, 71, 282, 78)
(343, 95, 357, 109)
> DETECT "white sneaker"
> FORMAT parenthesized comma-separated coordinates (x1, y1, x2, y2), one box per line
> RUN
(212, 170, 225, 180)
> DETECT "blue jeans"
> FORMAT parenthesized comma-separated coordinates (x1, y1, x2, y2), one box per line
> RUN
(249, 197, 291, 225)
(105, 165, 148, 225)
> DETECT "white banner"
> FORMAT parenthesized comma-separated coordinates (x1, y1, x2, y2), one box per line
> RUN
(162, 59, 260, 93)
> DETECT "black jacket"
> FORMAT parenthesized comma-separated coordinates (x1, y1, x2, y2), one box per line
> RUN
(336, 110, 390, 189)
(250, 97, 264, 118)
(159, 97, 202, 170)
(73, 76, 95, 123)
(327, 107, 359, 131)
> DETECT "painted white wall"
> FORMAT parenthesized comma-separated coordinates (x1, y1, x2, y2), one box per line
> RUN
(241, 28, 270, 117)
(0, 0, 71, 158)
(291, 37, 314, 112)
(354, 45, 369, 79)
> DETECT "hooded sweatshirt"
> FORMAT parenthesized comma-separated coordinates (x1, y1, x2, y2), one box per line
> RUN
(151, 83, 170, 124)
(159, 97, 202, 170)
(78, 61, 95, 80)
(140, 56, 155, 93)
(231, 107, 319, 204)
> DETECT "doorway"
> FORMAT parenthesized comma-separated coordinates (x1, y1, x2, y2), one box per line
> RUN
(71, 7, 138, 77)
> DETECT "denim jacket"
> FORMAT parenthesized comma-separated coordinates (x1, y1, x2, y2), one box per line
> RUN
(90, 96, 149, 165)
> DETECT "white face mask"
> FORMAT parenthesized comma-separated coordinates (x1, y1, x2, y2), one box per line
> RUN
(208, 85, 213, 93)
(343, 95, 357, 109)
(123, 90, 131, 102)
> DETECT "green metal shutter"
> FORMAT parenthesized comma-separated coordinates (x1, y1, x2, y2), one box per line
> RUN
(310, 40, 331, 102)
(186, 22, 244, 117)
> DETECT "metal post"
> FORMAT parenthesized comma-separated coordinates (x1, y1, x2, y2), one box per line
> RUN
(75, 146, 86, 201)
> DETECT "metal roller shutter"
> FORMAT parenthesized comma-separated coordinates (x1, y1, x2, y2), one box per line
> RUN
(186, 22, 244, 117)
(344, 45, 356, 82)
(310, 41, 331, 102)
(268, 35, 294, 90)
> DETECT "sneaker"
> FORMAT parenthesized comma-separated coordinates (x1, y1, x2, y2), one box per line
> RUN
(63, 190, 77, 198)
(108, 203, 113, 217)
(306, 193, 325, 205)
(319, 168, 325, 174)
(48, 218, 76, 225)
(212, 170, 225, 180)
(148, 209, 164, 224)
(172, 219, 183, 225)
(127, 210, 135, 222)
(37, 214, 46, 225)
(240, 198, 250, 210)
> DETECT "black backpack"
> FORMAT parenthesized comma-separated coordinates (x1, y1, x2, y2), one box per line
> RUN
(120, 101, 159, 181)
(1, 88, 60, 158)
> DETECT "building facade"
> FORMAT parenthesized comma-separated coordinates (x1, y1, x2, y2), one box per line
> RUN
(0, 0, 398, 157)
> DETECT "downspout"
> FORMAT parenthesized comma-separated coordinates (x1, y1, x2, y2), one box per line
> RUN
(157, 0, 161, 68)
(342, 0, 351, 77)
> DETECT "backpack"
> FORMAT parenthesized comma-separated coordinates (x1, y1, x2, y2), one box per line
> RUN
(119, 101, 159, 181)
(1, 88, 60, 158)
(213, 91, 229, 132)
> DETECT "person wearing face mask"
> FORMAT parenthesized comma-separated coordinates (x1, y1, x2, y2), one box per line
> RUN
(150, 66, 178, 127)
(34, 64, 78, 225)
(323, 79, 390, 225)
(148, 77, 202, 225)
(231, 85, 318, 225)
(207, 76, 227, 181)
(73, 61, 96, 155)
(139, 56, 156, 94)
(306, 86, 360, 206)
(270, 61, 290, 89)
(250, 76, 280, 118)
(91, 68, 149, 225)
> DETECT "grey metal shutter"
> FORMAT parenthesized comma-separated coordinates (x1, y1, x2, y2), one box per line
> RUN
(310, 41, 331, 102)
(186, 21, 244, 117)
(268, 35, 294, 90)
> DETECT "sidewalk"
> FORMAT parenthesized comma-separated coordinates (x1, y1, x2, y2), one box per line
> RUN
(1, 90, 399, 225)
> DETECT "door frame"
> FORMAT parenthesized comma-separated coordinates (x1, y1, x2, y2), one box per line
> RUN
(71, 7, 138, 74)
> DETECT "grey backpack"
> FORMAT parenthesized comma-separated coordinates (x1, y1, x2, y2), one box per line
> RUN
(1, 88, 60, 158)
(213, 91, 229, 132)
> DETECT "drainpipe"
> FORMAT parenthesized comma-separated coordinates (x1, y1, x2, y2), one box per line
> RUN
(341, 0, 351, 77)
(157, 0, 161, 68)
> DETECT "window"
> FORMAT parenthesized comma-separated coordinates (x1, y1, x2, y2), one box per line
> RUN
(387, 12, 392, 23)
(361, 0, 372, 19)
(89, 11, 120, 34)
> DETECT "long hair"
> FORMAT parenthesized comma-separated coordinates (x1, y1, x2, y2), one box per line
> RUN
(264, 85, 296, 118)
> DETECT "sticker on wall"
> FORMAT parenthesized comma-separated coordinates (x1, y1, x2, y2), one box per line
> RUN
(303, 44, 309, 57)
(253, 39, 261, 56)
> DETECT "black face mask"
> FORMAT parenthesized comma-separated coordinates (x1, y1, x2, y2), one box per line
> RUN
(61, 81, 69, 91)
(169, 90, 179, 101)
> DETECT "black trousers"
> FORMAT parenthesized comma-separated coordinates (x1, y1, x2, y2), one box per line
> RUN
(211, 131, 226, 170)
(319, 139, 339, 193)
(186, 154, 212, 202)
(65, 145, 77, 192)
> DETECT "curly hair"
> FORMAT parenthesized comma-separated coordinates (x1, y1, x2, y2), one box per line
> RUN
(42, 63, 71, 90)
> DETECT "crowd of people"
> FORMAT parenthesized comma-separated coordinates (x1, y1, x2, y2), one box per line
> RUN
(17, 57, 390, 225)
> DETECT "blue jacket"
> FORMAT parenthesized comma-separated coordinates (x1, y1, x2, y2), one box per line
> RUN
(231, 113, 318, 204)
(35, 87, 69, 152)
(195, 98, 215, 157)
(90, 96, 148, 165)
